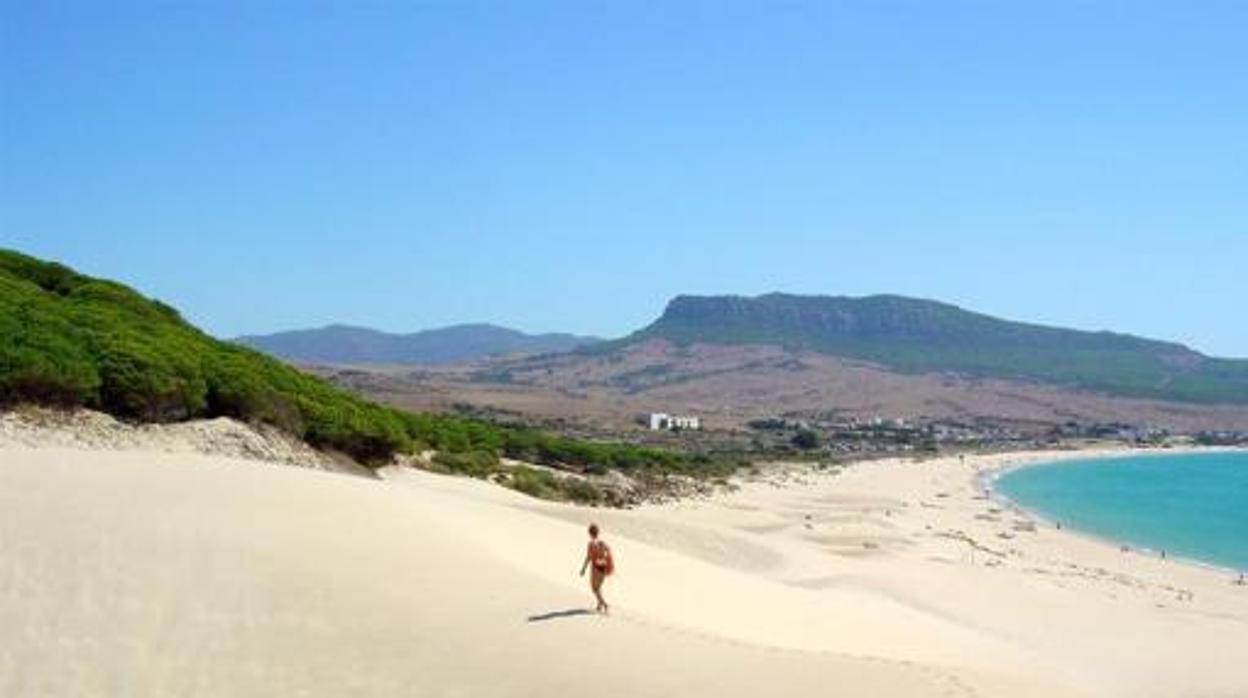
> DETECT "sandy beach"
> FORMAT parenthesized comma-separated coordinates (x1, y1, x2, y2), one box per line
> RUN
(2, 440, 1246, 697)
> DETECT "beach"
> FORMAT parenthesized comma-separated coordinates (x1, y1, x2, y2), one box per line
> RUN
(2, 440, 1246, 697)
(643, 449, 1248, 696)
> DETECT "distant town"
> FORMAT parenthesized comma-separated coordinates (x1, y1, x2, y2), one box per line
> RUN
(740, 413, 1248, 457)
(449, 402, 1248, 464)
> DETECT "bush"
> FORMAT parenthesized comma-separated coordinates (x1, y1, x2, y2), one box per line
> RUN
(509, 466, 562, 499)
(431, 450, 500, 477)
(792, 429, 822, 450)
(507, 465, 603, 504)
(561, 477, 603, 505)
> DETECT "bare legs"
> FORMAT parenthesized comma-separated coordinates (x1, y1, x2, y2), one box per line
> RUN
(590, 568, 609, 614)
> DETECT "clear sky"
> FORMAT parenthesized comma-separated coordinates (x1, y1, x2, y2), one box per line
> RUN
(2, 2, 1244, 356)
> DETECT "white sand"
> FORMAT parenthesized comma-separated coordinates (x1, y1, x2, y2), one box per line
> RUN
(639, 450, 1248, 697)
(2, 445, 1246, 697)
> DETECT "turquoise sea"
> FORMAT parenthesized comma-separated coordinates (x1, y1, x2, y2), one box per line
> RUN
(995, 451, 1248, 571)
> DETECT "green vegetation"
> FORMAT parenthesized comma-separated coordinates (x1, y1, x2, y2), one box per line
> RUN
(496, 426, 738, 477)
(0, 249, 737, 482)
(430, 450, 500, 478)
(508, 465, 604, 505)
(791, 429, 822, 450)
(615, 293, 1248, 405)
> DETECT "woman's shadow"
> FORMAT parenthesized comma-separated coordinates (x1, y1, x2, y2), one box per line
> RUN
(526, 608, 593, 623)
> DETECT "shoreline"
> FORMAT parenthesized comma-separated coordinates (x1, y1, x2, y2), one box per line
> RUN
(646, 445, 1248, 696)
(974, 445, 1248, 577)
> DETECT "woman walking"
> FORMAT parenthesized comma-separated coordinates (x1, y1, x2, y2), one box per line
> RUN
(579, 523, 614, 613)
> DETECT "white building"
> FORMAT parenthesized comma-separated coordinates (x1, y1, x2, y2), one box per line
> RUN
(648, 413, 701, 431)
(671, 415, 700, 430)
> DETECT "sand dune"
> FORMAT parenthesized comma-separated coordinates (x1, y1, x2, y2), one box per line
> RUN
(2, 445, 1245, 696)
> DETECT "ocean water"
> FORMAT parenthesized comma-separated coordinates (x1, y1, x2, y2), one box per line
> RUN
(995, 451, 1248, 571)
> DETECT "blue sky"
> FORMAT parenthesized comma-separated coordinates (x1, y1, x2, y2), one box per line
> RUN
(2, 2, 1245, 355)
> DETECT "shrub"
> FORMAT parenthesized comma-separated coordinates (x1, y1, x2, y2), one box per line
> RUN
(792, 429, 822, 450)
(431, 450, 500, 477)
(561, 477, 603, 505)
(508, 466, 562, 499)
(506, 465, 605, 504)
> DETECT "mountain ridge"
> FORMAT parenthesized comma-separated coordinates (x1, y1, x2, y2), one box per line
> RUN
(235, 323, 600, 365)
(608, 292, 1246, 405)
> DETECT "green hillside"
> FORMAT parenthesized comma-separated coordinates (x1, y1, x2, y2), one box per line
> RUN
(622, 293, 1248, 405)
(0, 249, 725, 480)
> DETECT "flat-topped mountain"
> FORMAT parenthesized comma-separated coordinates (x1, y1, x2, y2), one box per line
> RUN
(236, 323, 600, 365)
(609, 293, 1247, 405)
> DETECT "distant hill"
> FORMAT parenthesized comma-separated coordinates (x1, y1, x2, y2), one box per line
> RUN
(235, 324, 600, 365)
(611, 293, 1248, 405)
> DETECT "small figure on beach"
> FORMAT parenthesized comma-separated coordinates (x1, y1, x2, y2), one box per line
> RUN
(1236, 572, 1245, 586)
(580, 523, 614, 614)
